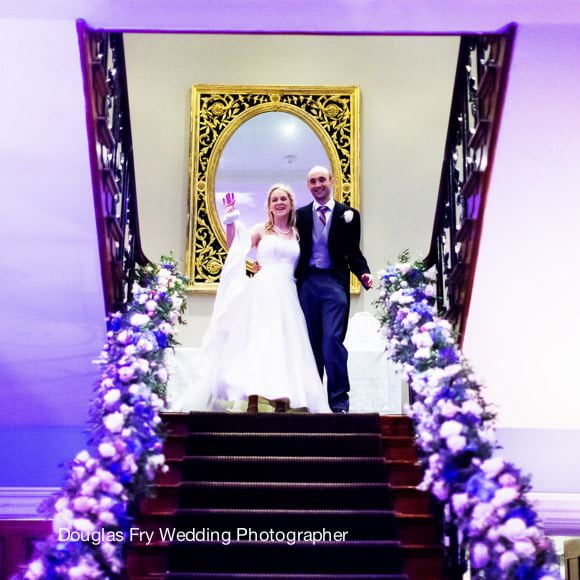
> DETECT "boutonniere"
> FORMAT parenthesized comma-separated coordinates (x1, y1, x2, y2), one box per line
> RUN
(342, 209, 354, 223)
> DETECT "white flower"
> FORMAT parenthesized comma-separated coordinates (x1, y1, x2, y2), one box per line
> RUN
(492, 486, 519, 507)
(440, 420, 463, 438)
(499, 472, 518, 487)
(482, 457, 505, 478)
(442, 363, 463, 378)
(135, 358, 150, 374)
(471, 542, 490, 568)
(499, 550, 519, 571)
(108, 482, 124, 496)
(101, 541, 117, 559)
(54, 496, 69, 512)
(116, 330, 131, 344)
(439, 400, 460, 418)
(412, 332, 433, 349)
(471, 502, 495, 530)
(432, 480, 449, 500)
(73, 496, 95, 513)
(103, 412, 124, 433)
(145, 299, 158, 312)
(118, 366, 135, 382)
(514, 539, 536, 558)
(148, 453, 166, 468)
(424, 284, 436, 297)
(75, 450, 91, 463)
(53, 508, 74, 532)
(122, 454, 139, 474)
(101, 378, 115, 389)
(69, 558, 100, 579)
(137, 338, 154, 352)
(104, 389, 121, 407)
(73, 517, 95, 533)
(502, 517, 528, 541)
(125, 344, 137, 356)
(462, 399, 483, 416)
(99, 496, 114, 510)
(447, 434, 467, 453)
(451, 493, 470, 516)
(98, 442, 117, 459)
(98, 510, 118, 526)
(130, 313, 150, 327)
(487, 526, 500, 542)
(24, 560, 44, 580)
(343, 209, 354, 223)
(156, 368, 168, 383)
(158, 322, 173, 334)
(414, 347, 432, 359)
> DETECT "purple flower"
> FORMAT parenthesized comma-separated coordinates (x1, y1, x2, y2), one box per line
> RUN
(438, 347, 460, 366)
(466, 473, 498, 501)
(506, 506, 537, 527)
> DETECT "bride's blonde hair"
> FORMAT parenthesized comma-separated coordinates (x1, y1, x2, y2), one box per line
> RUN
(264, 183, 296, 233)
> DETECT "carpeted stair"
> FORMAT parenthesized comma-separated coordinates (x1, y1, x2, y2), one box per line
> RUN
(127, 412, 444, 579)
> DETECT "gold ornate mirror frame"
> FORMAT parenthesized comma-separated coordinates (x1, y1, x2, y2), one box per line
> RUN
(185, 84, 360, 292)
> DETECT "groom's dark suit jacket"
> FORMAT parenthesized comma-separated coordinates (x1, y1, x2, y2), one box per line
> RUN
(295, 201, 371, 296)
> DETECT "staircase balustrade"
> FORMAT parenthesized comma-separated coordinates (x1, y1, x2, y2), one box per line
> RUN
(419, 26, 515, 578)
(78, 21, 148, 313)
(423, 26, 515, 342)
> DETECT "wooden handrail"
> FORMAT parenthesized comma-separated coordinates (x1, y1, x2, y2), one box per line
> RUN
(423, 26, 516, 344)
(78, 20, 148, 313)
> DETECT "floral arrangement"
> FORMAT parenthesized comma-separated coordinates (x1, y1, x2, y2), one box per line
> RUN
(375, 253, 560, 579)
(21, 257, 188, 579)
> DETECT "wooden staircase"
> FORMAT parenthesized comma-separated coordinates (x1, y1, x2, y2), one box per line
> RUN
(126, 412, 445, 579)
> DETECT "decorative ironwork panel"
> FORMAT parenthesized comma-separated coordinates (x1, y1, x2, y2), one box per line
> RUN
(186, 85, 360, 293)
(78, 21, 148, 312)
(424, 28, 515, 340)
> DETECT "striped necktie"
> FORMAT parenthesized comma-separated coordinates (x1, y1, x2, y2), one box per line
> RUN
(317, 205, 329, 227)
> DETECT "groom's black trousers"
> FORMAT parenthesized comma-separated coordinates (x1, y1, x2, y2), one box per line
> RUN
(298, 269, 350, 413)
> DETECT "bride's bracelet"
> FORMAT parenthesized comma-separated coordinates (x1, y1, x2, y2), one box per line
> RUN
(223, 210, 240, 225)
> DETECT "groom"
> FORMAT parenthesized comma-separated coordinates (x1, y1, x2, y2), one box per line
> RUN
(295, 166, 373, 413)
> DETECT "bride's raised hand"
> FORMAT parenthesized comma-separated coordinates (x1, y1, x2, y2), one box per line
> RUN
(222, 192, 236, 214)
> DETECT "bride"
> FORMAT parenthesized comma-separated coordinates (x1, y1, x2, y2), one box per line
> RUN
(174, 184, 330, 413)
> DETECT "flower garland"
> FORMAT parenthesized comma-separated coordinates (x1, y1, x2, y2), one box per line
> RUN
(21, 257, 188, 579)
(375, 254, 560, 579)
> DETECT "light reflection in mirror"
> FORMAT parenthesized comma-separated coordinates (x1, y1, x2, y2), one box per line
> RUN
(215, 111, 330, 233)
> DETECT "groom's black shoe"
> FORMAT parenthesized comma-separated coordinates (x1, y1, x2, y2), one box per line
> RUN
(333, 409, 348, 414)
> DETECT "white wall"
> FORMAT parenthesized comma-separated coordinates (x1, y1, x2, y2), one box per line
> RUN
(124, 34, 459, 345)
(462, 25, 580, 432)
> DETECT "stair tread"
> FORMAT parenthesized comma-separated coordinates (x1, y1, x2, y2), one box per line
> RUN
(128, 413, 443, 578)
(163, 575, 408, 579)
(138, 540, 402, 547)
(174, 508, 396, 514)
(183, 432, 382, 437)
(179, 456, 387, 462)
(168, 481, 392, 489)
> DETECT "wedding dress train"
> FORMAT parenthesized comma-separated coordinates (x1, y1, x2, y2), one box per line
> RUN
(173, 223, 330, 413)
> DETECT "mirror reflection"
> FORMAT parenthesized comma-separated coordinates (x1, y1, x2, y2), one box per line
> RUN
(215, 112, 330, 234)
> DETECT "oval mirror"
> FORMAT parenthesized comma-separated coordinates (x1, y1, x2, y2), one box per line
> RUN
(214, 111, 331, 238)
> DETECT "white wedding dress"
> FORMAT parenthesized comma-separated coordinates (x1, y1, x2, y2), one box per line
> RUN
(173, 222, 331, 413)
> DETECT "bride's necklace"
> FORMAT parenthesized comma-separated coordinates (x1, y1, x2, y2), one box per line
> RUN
(273, 225, 293, 237)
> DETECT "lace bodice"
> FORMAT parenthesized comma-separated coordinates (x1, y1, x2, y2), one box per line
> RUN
(256, 234, 299, 277)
